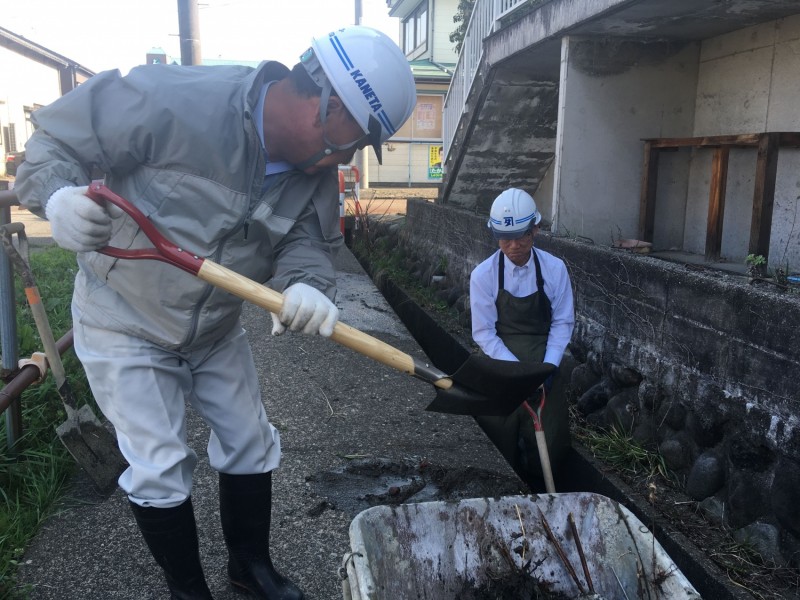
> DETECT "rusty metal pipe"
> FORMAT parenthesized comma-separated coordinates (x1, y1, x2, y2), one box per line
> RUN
(0, 330, 74, 415)
(0, 190, 19, 208)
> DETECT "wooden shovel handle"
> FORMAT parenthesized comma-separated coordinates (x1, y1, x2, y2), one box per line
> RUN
(0, 225, 68, 390)
(197, 261, 450, 389)
(535, 429, 556, 493)
(86, 183, 453, 391)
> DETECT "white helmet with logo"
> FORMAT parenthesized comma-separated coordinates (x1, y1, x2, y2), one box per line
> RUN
(300, 25, 416, 164)
(487, 188, 542, 239)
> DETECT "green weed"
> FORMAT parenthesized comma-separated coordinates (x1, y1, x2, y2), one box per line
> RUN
(573, 421, 675, 484)
(0, 247, 85, 599)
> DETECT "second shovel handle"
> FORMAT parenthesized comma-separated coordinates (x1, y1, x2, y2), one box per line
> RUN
(535, 429, 556, 494)
(0, 225, 68, 390)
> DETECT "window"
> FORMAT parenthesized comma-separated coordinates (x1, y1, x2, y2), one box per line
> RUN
(4, 124, 17, 153)
(24, 106, 38, 139)
(403, 2, 428, 54)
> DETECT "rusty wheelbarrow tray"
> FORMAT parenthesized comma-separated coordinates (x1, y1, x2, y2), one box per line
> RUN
(341, 492, 701, 600)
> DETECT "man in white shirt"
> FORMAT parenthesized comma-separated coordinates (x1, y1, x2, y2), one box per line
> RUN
(470, 188, 575, 490)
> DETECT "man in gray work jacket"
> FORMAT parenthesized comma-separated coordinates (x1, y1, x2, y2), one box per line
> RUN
(15, 26, 415, 600)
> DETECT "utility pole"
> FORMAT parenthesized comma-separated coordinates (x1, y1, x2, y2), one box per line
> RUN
(177, 0, 202, 66)
(353, 0, 370, 188)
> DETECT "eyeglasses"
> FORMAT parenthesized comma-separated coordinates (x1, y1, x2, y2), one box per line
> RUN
(498, 230, 534, 244)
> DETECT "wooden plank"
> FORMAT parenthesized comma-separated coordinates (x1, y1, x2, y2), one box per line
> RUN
(777, 132, 800, 148)
(638, 142, 659, 242)
(749, 132, 780, 260)
(642, 132, 800, 149)
(705, 146, 729, 261)
(643, 134, 761, 149)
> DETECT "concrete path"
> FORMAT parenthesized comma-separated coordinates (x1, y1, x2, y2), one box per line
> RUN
(6, 205, 52, 247)
(12, 237, 521, 599)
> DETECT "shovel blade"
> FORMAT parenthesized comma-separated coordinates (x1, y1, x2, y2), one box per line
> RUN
(425, 355, 555, 416)
(56, 406, 127, 495)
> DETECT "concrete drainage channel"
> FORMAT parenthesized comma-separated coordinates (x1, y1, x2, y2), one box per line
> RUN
(339, 258, 753, 600)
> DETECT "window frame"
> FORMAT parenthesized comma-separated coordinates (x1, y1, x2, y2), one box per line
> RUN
(402, 1, 428, 54)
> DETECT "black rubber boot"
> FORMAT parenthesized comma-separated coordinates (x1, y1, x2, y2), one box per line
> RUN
(219, 472, 304, 600)
(129, 497, 214, 600)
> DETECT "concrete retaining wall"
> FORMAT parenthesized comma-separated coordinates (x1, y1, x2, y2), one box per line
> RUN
(378, 199, 800, 567)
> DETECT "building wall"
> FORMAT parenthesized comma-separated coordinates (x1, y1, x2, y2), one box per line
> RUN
(430, 0, 459, 63)
(553, 37, 699, 245)
(552, 16, 800, 269)
(0, 47, 61, 175)
(368, 141, 443, 186)
(400, 0, 458, 62)
(373, 0, 454, 188)
(369, 85, 449, 187)
(686, 15, 800, 268)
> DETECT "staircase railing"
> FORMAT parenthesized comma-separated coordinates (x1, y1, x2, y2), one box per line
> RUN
(442, 0, 530, 163)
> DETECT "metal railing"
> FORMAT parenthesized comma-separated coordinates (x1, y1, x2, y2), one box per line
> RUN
(0, 189, 73, 450)
(0, 189, 22, 449)
(442, 0, 530, 163)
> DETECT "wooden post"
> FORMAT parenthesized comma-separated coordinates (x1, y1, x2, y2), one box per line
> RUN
(638, 141, 659, 242)
(705, 146, 729, 261)
(748, 132, 779, 261)
(177, 0, 202, 66)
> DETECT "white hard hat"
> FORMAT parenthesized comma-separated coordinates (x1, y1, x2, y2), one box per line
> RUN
(301, 26, 416, 164)
(487, 188, 541, 239)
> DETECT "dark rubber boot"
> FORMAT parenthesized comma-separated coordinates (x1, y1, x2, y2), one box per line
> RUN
(129, 497, 214, 600)
(219, 472, 304, 600)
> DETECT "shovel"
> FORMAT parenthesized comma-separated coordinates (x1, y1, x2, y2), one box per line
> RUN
(85, 183, 554, 417)
(523, 388, 555, 493)
(0, 223, 127, 494)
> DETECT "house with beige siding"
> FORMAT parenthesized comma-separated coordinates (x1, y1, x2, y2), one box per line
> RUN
(369, 0, 458, 187)
(0, 26, 93, 179)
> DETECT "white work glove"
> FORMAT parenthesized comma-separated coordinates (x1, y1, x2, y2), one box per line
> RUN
(45, 186, 113, 252)
(270, 282, 339, 337)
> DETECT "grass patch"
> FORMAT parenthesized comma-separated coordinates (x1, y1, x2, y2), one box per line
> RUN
(352, 235, 451, 316)
(572, 419, 675, 484)
(0, 246, 88, 599)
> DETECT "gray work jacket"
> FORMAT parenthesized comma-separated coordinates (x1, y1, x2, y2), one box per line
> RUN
(15, 62, 343, 350)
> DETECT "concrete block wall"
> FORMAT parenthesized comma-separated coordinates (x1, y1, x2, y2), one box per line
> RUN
(394, 199, 800, 565)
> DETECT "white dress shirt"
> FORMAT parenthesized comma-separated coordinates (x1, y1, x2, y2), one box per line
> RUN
(470, 248, 575, 366)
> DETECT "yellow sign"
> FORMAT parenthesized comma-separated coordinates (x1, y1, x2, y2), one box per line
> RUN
(428, 145, 443, 180)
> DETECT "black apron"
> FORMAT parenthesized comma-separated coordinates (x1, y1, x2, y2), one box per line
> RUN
(475, 250, 571, 490)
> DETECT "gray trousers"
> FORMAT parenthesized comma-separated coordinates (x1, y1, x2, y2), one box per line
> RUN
(73, 305, 281, 508)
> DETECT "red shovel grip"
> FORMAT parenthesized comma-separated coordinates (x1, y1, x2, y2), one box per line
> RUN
(85, 182, 204, 275)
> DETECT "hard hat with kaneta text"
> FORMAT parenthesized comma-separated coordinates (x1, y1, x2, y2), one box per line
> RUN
(301, 26, 416, 164)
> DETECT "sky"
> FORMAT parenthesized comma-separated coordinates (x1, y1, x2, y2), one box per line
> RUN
(3, 0, 400, 75)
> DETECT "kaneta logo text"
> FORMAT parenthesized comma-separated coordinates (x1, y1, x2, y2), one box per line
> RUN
(350, 70, 383, 113)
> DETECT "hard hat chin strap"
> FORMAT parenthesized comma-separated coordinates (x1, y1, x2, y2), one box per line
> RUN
(294, 81, 336, 170)
(293, 80, 365, 171)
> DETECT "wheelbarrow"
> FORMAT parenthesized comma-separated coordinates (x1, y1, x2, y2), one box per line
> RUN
(341, 492, 702, 600)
